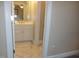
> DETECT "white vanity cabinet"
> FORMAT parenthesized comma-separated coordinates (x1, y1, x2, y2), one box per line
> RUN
(15, 23, 34, 42)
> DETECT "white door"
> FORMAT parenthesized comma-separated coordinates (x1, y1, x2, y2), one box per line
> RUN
(0, 1, 14, 57)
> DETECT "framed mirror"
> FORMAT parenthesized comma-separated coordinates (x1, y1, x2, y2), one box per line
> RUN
(14, 4, 24, 20)
(14, 1, 31, 21)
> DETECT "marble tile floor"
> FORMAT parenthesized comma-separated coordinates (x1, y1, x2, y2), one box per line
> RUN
(15, 41, 43, 58)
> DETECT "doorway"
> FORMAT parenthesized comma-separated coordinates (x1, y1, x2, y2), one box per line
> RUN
(12, 1, 46, 58)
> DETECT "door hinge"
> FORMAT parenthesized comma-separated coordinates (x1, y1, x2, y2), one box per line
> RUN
(13, 49, 15, 54)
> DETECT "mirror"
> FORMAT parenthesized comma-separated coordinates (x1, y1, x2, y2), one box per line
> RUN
(14, 1, 30, 21)
(14, 1, 37, 21)
(14, 4, 24, 20)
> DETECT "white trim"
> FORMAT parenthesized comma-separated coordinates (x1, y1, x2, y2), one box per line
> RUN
(47, 50, 79, 58)
(42, 2, 53, 57)
(11, 1, 15, 57)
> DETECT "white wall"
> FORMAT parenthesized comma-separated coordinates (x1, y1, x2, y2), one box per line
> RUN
(47, 2, 79, 57)
(0, 1, 7, 57)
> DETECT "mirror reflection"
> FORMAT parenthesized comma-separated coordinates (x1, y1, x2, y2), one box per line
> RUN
(14, 1, 30, 21)
(14, 4, 24, 20)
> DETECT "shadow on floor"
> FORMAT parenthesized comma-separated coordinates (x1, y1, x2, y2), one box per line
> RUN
(66, 55, 79, 58)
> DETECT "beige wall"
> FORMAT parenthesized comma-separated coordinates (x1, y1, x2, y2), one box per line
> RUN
(23, 1, 38, 21)
(47, 2, 79, 56)
(39, 2, 45, 40)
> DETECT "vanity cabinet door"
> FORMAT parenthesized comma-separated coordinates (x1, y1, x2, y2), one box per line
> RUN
(15, 24, 34, 41)
(15, 25, 24, 41)
(15, 30, 24, 41)
(24, 25, 33, 41)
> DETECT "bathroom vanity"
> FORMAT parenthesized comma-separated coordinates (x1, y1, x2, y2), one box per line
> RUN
(14, 2, 34, 42)
(15, 21, 34, 42)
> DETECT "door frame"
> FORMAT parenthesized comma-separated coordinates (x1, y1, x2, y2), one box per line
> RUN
(5, 1, 52, 58)
(42, 2, 53, 57)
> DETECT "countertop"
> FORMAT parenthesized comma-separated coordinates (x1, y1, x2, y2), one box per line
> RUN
(15, 20, 34, 25)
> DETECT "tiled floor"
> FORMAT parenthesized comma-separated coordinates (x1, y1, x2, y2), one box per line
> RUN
(15, 41, 43, 58)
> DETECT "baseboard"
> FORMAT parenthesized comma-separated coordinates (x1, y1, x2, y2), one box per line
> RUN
(0, 56, 5, 58)
(47, 50, 79, 58)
